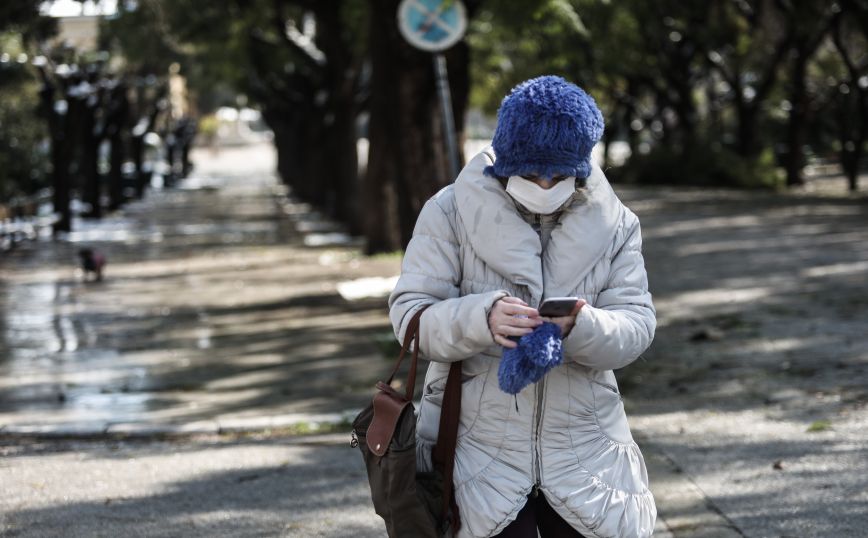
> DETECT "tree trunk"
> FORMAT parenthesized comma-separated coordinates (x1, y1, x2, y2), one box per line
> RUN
(671, 75, 697, 152)
(50, 103, 73, 234)
(785, 51, 809, 187)
(108, 130, 124, 211)
(736, 101, 761, 158)
(107, 84, 129, 211)
(260, 106, 295, 189)
(131, 133, 146, 199)
(165, 138, 177, 188)
(39, 77, 73, 235)
(132, 90, 164, 198)
(331, 102, 361, 232)
(625, 78, 639, 157)
(296, 106, 329, 208)
(365, 0, 469, 253)
(852, 89, 867, 192)
(843, 88, 866, 192)
(316, 2, 361, 234)
(81, 94, 103, 219)
(706, 75, 722, 136)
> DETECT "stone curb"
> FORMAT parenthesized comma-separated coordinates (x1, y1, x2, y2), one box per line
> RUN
(635, 433, 746, 538)
(0, 420, 741, 537)
(0, 411, 358, 441)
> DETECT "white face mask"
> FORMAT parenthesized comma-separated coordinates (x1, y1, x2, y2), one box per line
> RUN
(505, 176, 576, 214)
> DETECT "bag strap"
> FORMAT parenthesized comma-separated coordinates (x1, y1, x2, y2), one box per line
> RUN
(388, 304, 462, 531)
(386, 305, 428, 402)
(364, 306, 429, 458)
(433, 360, 462, 532)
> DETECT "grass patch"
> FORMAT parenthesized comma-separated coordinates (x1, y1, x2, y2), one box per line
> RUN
(806, 420, 832, 433)
(219, 418, 355, 440)
(372, 331, 402, 359)
(367, 250, 405, 261)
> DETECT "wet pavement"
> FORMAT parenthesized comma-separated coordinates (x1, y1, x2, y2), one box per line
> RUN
(0, 143, 402, 435)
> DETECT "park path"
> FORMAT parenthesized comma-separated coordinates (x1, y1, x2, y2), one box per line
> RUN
(619, 179, 868, 537)
(2, 143, 867, 536)
(0, 143, 403, 436)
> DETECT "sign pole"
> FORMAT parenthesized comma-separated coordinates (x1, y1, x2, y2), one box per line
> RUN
(397, 0, 468, 180)
(434, 54, 461, 180)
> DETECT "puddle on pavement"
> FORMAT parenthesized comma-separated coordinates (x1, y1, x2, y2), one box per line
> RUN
(0, 157, 392, 427)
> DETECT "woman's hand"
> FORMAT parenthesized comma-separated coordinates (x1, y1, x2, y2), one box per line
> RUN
(488, 297, 542, 348)
(541, 299, 588, 339)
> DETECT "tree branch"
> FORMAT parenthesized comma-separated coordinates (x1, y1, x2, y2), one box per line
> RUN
(831, 11, 868, 81)
(272, 0, 325, 71)
(753, 29, 792, 105)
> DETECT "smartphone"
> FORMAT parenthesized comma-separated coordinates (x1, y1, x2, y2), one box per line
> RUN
(538, 297, 579, 317)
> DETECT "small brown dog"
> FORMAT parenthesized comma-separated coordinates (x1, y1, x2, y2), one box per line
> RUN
(78, 248, 106, 282)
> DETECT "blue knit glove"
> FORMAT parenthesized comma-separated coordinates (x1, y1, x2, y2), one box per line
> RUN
(498, 322, 563, 395)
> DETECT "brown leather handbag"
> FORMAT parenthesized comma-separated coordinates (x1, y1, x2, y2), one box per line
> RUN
(351, 306, 462, 537)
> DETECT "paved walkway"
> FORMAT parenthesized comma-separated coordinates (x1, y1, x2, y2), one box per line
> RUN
(0, 143, 401, 436)
(2, 143, 867, 536)
(623, 181, 868, 537)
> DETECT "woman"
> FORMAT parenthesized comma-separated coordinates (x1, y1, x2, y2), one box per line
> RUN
(388, 76, 656, 538)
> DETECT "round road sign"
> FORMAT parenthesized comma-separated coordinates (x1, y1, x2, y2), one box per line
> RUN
(397, 0, 468, 53)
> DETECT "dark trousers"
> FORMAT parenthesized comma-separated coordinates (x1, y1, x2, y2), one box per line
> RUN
(492, 493, 587, 538)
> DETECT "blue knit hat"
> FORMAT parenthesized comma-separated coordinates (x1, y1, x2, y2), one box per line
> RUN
(484, 76, 604, 180)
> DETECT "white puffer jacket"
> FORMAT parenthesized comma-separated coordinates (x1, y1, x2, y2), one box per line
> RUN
(388, 148, 657, 538)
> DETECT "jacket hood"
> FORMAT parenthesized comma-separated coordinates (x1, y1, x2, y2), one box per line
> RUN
(453, 147, 624, 305)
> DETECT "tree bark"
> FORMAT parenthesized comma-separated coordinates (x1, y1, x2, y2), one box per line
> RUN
(81, 86, 103, 218)
(315, 2, 362, 234)
(48, 87, 73, 234)
(130, 133, 146, 199)
(248, 7, 353, 224)
(784, 48, 810, 187)
(365, 0, 469, 253)
(37, 72, 72, 235)
(108, 129, 124, 210)
(842, 87, 866, 193)
(107, 83, 129, 211)
(831, 11, 867, 192)
(736, 101, 760, 158)
(775, 1, 835, 187)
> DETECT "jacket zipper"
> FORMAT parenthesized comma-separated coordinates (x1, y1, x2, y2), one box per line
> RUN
(531, 211, 545, 495)
(532, 374, 546, 493)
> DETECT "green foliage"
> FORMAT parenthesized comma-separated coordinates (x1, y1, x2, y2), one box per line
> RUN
(468, 0, 591, 115)
(101, 0, 371, 114)
(198, 113, 219, 137)
(0, 32, 49, 203)
(0, 1, 56, 42)
(613, 142, 783, 190)
(806, 419, 832, 433)
(372, 331, 402, 360)
(467, 0, 865, 188)
(340, 0, 370, 54)
(98, 1, 183, 75)
(100, 0, 252, 112)
(0, 80, 49, 201)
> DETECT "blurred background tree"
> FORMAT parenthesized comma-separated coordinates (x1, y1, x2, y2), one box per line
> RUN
(468, 0, 867, 190)
(0, 3, 56, 204)
(101, 0, 369, 235)
(102, 0, 479, 252)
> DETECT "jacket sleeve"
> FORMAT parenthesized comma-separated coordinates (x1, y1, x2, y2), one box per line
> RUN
(388, 196, 509, 363)
(562, 215, 656, 370)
